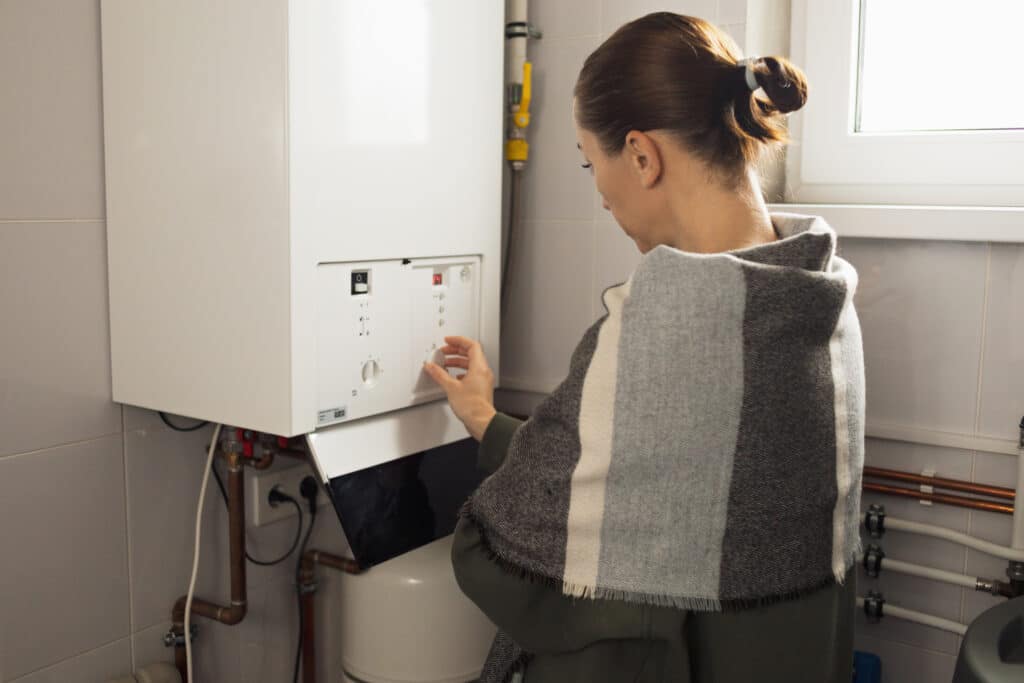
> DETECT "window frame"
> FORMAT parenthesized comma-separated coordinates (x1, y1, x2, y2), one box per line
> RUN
(786, 0, 1024, 210)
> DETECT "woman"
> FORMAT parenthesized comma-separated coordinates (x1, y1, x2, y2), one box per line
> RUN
(423, 13, 865, 683)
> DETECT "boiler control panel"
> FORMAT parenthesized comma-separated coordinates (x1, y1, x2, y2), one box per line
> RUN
(315, 256, 481, 427)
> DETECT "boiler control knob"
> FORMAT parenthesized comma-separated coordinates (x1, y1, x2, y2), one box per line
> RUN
(361, 359, 381, 387)
(427, 348, 447, 368)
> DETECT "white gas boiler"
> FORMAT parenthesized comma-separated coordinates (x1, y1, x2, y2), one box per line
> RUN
(100, 0, 503, 480)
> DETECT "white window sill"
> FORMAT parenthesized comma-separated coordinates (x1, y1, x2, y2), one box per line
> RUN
(770, 203, 1024, 243)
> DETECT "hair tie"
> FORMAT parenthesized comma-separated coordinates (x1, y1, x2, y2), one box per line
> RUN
(737, 58, 759, 91)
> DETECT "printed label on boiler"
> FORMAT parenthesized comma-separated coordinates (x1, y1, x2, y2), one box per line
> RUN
(317, 407, 348, 425)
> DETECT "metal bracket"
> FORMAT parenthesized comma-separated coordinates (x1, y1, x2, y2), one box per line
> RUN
(919, 468, 935, 506)
(863, 544, 885, 578)
(505, 21, 543, 40)
(863, 590, 885, 623)
(865, 504, 887, 539)
(163, 624, 198, 648)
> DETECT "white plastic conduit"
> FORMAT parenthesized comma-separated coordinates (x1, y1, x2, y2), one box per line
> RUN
(507, 0, 527, 87)
(1012, 440, 1024, 550)
(858, 553, 980, 590)
(856, 598, 968, 636)
(885, 517, 1024, 563)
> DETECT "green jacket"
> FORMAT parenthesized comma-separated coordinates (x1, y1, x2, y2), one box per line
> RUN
(452, 413, 856, 682)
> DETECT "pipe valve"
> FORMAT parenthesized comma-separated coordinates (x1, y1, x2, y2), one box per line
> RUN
(865, 504, 887, 538)
(863, 544, 885, 578)
(863, 590, 885, 623)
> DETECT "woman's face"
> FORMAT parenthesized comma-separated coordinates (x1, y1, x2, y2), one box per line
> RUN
(573, 105, 676, 254)
(574, 125, 651, 250)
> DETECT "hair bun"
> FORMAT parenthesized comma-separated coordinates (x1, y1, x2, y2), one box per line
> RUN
(759, 56, 808, 114)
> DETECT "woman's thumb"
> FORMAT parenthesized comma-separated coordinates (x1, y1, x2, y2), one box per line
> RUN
(423, 361, 455, 390)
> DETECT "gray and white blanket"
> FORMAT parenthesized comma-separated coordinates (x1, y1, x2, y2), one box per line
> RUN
(465, 214, 865, 619)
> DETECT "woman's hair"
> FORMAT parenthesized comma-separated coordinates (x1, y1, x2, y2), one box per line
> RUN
(574, 13, 808, 178)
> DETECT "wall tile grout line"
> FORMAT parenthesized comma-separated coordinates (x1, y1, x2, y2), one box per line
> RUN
(0, 430, 124, 462)
(8, 636, 130, 682)
(973, 243, 992, 437)
(856, 635, 960, 661)
(961, 242, 993, 623)
(0, 218, 105, 224)
(121, 405, 137, 673)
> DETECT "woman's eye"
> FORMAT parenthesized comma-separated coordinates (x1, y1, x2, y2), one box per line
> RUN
(581, 162, 592, 170)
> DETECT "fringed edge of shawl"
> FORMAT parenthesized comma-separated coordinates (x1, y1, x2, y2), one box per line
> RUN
(461, 508, 858, 613)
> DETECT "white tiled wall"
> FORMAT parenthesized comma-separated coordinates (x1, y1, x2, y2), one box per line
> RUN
(3, 1, 1021, 682)
(0, 1, 350, 680)
(496, 3, 1024, 683)
(499, 1, 748, 394)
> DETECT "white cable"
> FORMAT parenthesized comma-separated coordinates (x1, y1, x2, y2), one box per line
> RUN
(886, 516, 1024, 562)
(185, 424, 222, 683)
(856, 597, 968, 636)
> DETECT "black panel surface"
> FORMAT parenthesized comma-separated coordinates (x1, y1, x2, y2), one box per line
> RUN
(327, 437, 485, 569)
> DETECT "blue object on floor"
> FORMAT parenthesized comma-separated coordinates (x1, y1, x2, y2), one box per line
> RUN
(853, 651, 882, 683)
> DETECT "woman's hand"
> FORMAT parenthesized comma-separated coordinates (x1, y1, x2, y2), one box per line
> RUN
(422, 335, 497, 441)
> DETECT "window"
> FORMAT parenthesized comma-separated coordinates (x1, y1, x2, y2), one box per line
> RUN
(788, 0, 1024, 207)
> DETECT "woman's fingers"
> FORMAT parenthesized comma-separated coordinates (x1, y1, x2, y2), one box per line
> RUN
(443, 337, 491, 376)
(422, 361, 456, 389)
(444, 357, 470, 370)
(444, 336, 484, 360)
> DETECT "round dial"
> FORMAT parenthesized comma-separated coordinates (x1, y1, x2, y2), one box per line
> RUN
(361, 359, 381, 387)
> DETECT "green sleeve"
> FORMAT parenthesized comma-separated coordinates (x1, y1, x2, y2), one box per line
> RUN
(477, 412, 524, 475)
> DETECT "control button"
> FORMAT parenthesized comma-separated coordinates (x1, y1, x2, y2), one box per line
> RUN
(439, 306, 445, 314)
(351, 270, 370, 295)
(427, 348, 446, 367)
(439, 319, 445, 327)
(361, 360, 381, 387)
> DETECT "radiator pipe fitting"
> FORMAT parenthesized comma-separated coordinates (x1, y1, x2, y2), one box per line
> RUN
(297, 550, 363, 683)
(170, 449, 249, 681)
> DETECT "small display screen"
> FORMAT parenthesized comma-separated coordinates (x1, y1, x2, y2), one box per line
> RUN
(326, 437, 485, 568)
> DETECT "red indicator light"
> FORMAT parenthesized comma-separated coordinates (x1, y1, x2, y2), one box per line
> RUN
(433, 273, 443, 285)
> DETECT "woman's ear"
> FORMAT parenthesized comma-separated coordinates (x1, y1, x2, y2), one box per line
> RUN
(625, 131, 663, 189)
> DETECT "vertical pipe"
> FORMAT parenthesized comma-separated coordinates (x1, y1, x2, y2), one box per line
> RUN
(227, 455, 247, 606)
(1012, 441, 1024, 550)
(175, 638, 188, 682)
(506, 0, 528, 88)
(301, 589, 316, 683)
(501, 169, 523, 314)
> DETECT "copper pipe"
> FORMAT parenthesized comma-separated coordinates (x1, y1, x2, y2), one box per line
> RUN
(298, 550, 363, 683)
(864, 482, 1015, 515)
(305, 550, 362, 575)
(276, 447, 309, 461)
(301, 588, 316, 683)
(246, 450, 274, 470)
(864, 466, 1015, 501)
(174, 637, 187, 681)
(171, 450, 250, 679)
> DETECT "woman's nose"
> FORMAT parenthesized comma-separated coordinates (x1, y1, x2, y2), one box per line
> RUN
(602, 199, 610, 211)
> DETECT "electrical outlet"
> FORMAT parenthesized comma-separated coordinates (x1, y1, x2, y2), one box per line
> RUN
(248, 464, 330, 527)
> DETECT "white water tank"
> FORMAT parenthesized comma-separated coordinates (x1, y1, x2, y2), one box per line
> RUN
(338, 535, 497, 683)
